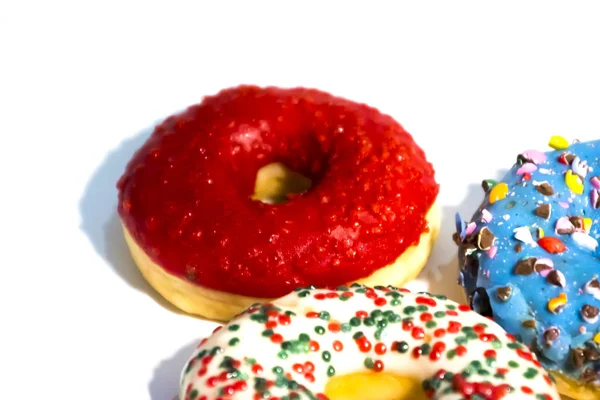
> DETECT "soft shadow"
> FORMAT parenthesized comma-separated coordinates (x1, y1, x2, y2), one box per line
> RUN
(149, 340, 199, 400)
(419, 169, 508, 303)
(79, 121, 183, 314)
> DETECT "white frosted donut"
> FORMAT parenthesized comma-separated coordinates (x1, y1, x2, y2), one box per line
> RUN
(179, 285, 559, 399)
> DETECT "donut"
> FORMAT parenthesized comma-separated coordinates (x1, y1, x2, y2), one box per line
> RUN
(455, 136, 600, 399)
(117, 86, 440, 321)
(178, 285, 559, 399)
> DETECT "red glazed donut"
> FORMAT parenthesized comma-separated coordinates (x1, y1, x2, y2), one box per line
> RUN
(117, 86, 440, 320)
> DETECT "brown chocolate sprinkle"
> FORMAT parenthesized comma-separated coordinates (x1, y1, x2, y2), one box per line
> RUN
(546, 270, 565, 287)
(570, 216, 584, 230)
(580, 368, 598, 383)
(514, 257, 537, 276)
(581, 304, 600, 322)
(584, 346, 600, 362)
(522, 320, 536, 329)
(514, 243, 523, 253)
(566, 153, 577, 164)
(504, 200, 516, 210)
(543, 327, 560, 346)
(572, 348, 585, 369)
(477, 227, 495, 251)
(535, 182, 555, 196)
(496, 286, 512, 302)
(534, 204, 551, 220)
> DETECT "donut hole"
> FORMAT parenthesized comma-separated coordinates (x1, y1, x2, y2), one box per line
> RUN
(470, 287, 494, 317)
(251, 162, 313, 204)
(324, 372, 427, 400)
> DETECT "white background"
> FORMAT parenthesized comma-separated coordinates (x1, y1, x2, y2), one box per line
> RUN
(2, 2, 600, 399)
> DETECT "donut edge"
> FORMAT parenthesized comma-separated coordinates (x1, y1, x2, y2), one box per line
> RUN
(121, 202, 440, 322)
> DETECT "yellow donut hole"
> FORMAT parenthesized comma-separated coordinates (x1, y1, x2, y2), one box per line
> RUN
(324, 372, 427, 400)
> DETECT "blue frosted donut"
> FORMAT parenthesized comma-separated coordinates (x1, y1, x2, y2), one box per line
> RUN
(456, 137, 600, 396)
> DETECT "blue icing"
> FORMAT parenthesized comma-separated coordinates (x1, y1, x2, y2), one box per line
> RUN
(458, 139, 600, 381)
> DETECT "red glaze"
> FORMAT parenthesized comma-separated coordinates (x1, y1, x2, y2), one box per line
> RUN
(117, 86, 438, 297)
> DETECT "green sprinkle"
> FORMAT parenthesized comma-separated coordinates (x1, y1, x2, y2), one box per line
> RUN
(447, 349, 456, 360)
(420, 343, 431, 356)
(272, 366, 284, 375)
(229, 337, 240, 346)
(189, 389, 198, 399)
(228, 324, 240, 331)
(277, 351, 288, 360)
(388, 314, 401, 323)
(455, 336, 468, 345)
(425, 321, 437, 329)
(298, 333, 310, 342)
(391, 299, 401, 306)
(327, 366, 336, 377)
(250, 314, 268, 323)
(298, 290, 310, 298)
(322, 351, 331, 362)
(364, 357, 374, 369)
(492, 340, 503, 349)
(507, 342, 522, 350)
(262, 329, 274, 337)
(524, 368, 538, 379)
(434, 311, 446, 318)
(393, 341, 408, 354)
(416, 305, 428, 312)
(319, 311, 331, 321)
(470, 360, 482, 368)
(353, 332, 364, 340)
(376, 320, 388, 329)
(341, 323, 351, 333)
(371, 309, 383, 319)
(315, 326, 325, 335)
(446, 304, 457, 310)
(508, 360, 519, 368)
(364, 317, 375, 327)
(403, 306, 416, 315)
(349, 317, 361, 327)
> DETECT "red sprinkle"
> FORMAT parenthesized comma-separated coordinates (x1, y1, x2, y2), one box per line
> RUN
(374, 297, 387, 306)
(356, 310, 368, 319)
(293, 363, 304, 373)
(420, 312, 433, 322)
(455, 345, 467, 357)
(270, 334, 283, 344)
(304, 362, 315, 373)
(278, 315, 291, 325)
(373, 360, 384, 372)
(448, 321, 462, 334)
(416, 296, 437, 307)
(375, 343, 387, 355)
(265, 320, 277, 329)
(308, 340, 320, 352)
(333, 340, 344, 352)
(306, 312, 319, 318)
(434, 328, 446, 338)
(538, 236, 567, 254)
(328, 322, 341, 333)
(251, 364, 263, 375)
(458, 304, 471, 312)
(430, 342, 446, 361)
(521, 386, 533, 394)
(304, 373, 315, 383)
(484, 350, 497, 358)
(411, 327, 425, 340)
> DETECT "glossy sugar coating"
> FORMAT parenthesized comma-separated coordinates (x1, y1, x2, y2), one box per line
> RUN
(117, 85, 438, 298)
(457, 138, 600, 386)
(179, 285, 558, 399)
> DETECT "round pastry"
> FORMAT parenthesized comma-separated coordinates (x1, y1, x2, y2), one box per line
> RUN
(179, 285, 559, 400)
(455, 136, 600, 399)
(117, 85, 440, 321)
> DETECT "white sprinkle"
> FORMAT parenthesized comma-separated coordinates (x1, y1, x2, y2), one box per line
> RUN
(572, 232, 599, 251)
(513, 226, 537, 246)
(503, 214, 510, 221)
(538, 168, 552, 175)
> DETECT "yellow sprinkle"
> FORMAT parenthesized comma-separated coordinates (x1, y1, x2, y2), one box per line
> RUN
(584, 218, 593, 233)
(565, 170, 584, 195)
(538, 227, 545, 238)
(549, 135, 569, 150)
(547, 293, 567, 314)
(594, 333, 600, 344)
(489, 182, 509, 204)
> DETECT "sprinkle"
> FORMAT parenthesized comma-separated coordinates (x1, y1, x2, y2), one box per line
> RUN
(481, 209, 492, 223)
(538, 168, 551, 174)
(571, 232, 598, 251)
(565, 170, 584, 195)
(558, 201, 570, 209)
(592, 176, 600, 189)
(534, 181, 555, 196)
(522, 320, 536, 329)
(549, 135, 569, 150)
(581, 304, 600, 324)
(538, 237, 566, 254)
(543, 327, 560, 345)
(517, 163, 537, 175)
(591, 189, 600, 209)
(489, 182, 509, 204)
(546, 270, 566, 287)
(513, 226, 536, 246)
(594, 333, 600, 344)
(555, 216, 575, 235)
(481, 179, 497, 193)
(477, 227, 495, 251)
(547, 293, 567, 314)
(534, 204, 551, 220)
(496, 286, 512, 302)
(464, 222, 476, 237)
(514, 243, 523, 252)
(537, 227, 544, 239)
(486, 245, 498, 259)
(520, 149, 547, 165)
(585, 278, 600, 300)
(502, 214, 510, 221)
